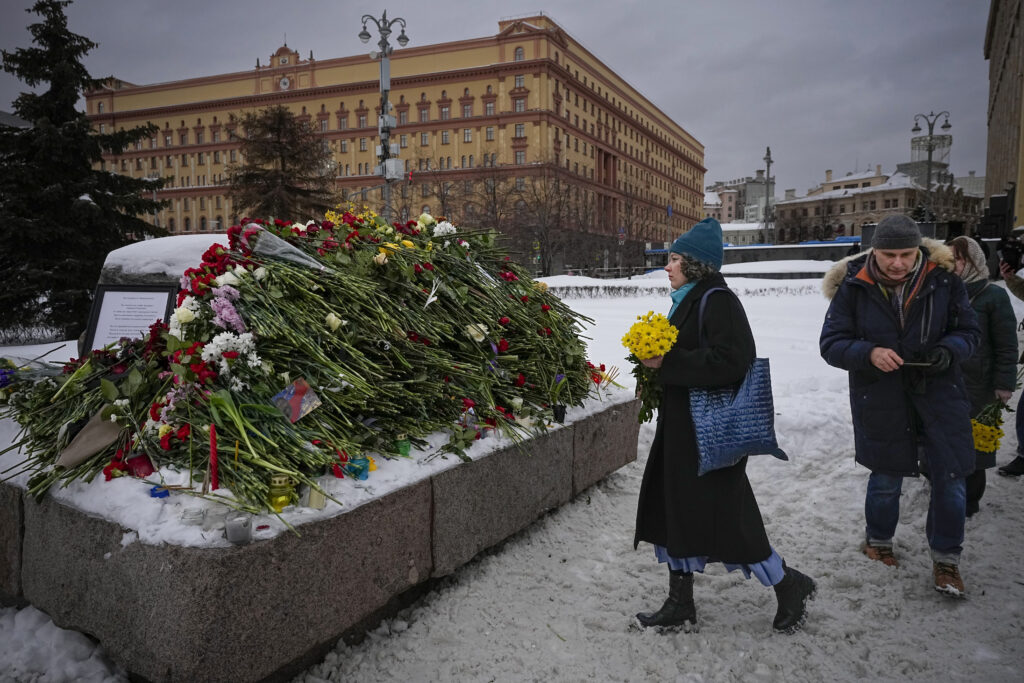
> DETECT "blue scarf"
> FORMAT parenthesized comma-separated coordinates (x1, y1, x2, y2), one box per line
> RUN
(668, 282, 696, 319)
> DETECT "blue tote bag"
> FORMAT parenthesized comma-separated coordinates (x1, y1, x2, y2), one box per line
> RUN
(689, 288, 788, 476)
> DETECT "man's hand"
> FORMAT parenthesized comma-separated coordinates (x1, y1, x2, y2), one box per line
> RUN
(996, 389, 1013, 404)
(1000, 261, 1018, 279)
(923, 346, 952, 374)
(640, 355, 663, 369)
(869, 347, 903, 372)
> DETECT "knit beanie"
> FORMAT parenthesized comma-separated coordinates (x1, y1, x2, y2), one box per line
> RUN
(871, 215, 921, 250)
(670, 217, 723, 270)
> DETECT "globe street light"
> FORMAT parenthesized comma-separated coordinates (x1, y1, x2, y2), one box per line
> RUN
(911, 110, 951, 222)
(359, 11, 410, 224)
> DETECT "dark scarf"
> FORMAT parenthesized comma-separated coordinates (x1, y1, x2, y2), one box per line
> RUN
(865, 249, 927, 329)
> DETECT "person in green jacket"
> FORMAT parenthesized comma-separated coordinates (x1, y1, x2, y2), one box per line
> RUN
(951, 237, 1018, 511)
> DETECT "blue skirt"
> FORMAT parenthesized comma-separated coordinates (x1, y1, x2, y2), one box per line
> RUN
(654, 544, 785, 587)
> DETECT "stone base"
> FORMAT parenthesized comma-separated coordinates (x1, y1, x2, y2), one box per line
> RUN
(1, 400, 639, 682)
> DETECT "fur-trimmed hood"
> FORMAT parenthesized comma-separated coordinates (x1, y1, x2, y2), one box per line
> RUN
(821, 237, 954, 300)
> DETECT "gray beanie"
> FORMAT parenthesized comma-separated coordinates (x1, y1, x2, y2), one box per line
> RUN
(871, 215, 921, 250)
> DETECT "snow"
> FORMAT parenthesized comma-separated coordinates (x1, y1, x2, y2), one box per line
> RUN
(101, 233, 231, 279)
(4, 262, 1024, 681)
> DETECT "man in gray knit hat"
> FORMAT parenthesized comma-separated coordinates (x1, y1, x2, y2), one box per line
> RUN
(819, 214, 980, 597)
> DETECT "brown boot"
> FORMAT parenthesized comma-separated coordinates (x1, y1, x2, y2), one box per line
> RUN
(863, 542, 898, 567)
(933, 562, 966, 598)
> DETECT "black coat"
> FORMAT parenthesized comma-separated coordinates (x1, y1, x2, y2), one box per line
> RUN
(634, 272, 772, 564)
(961, 279, 1018, 469)
(819, 242, 981, 478)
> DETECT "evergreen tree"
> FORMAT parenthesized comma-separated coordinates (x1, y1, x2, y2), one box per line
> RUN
(0, 0, 165, 341)
(227, 104, 337, 220)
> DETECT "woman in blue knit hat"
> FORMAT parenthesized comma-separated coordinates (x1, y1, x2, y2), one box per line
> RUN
(633, 217, 816, 633)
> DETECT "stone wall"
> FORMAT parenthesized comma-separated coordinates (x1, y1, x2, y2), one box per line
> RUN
(0, 399, 639, 682)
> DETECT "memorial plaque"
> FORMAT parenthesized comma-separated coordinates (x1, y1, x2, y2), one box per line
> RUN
(82, 284, 177, 353)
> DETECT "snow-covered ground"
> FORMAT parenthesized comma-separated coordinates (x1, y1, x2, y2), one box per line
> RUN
(3, 264, 1024, 682)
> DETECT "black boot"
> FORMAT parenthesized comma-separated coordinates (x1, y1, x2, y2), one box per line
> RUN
(998, 455, 1024, 477)
(772, 563, 816, 633)
(635, 570, 696, 630)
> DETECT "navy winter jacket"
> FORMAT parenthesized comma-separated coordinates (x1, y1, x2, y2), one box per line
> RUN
(819, 241, 981, 478)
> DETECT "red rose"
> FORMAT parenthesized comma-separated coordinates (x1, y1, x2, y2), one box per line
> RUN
(497, 339, 510, 353)
(499, 316, 511, 326)
(515, 373, 526, 386)
(541, 304, 551, 312)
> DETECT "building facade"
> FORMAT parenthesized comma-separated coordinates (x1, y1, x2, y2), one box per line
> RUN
(985, 0, 1024, 229)
(705, 171, 773, 225)
(773, 168, 982, 242)
(85, 15, 705, 273)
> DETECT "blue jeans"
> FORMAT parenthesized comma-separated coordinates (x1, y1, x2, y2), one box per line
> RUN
(865, 471, 966, 563)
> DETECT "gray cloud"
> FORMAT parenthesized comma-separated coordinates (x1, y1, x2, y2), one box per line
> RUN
(0, 0, 989, 198)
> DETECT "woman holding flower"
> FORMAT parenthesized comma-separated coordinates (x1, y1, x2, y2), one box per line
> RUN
(949, 236, 1018, 516)
(632, 217, 815, 634)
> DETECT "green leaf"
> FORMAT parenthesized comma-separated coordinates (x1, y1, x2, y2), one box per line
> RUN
(125, 368, 143, 397)
(270, 287, 284, 299)
(99, 379, 119, 401)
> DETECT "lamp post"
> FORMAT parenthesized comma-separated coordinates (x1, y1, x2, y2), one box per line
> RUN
(359, 10, 409, 225)
(911, 110, 951, 222)
(762, 146, 773, 243)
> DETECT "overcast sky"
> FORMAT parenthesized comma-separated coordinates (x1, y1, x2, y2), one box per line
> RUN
(0, 0, 990, 197)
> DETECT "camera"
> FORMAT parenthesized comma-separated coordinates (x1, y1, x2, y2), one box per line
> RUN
(998, 237, 1024, 272)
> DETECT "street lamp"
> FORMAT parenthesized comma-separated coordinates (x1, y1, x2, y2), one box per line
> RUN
(762, 146, 774, 243)
(359, 10, 410, 224)
(911, 110, 951, 222)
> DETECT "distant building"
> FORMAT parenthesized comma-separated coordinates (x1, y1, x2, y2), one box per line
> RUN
(721, 221, 765, 246)
(84, 14, 705, 272)
(773, 168, 981, 242)
(955, 171, 986, 198)
(985, 0, 1024, 226)
(705, 169, 774, 225)
(703, 190, 722, 220)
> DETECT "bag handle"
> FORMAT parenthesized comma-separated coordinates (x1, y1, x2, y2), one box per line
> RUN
(696, 287, 733, 348)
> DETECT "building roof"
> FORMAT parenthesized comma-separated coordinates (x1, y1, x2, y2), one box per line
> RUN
(721, 222, 762, 232)
(776, 172, 921, 205)
(827, 169, 881, 184)
(704, 191, 721, 206)
(0, 111, 30, 128)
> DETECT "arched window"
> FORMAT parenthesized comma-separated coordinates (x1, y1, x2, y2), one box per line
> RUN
(486, 85, 492, 94)
(422, 205, 430, 214)
(514, 47, 525, 61)
(200, 216, 207, 231)
(464, 87, 470, 96)
(184, 217, 191, 232)
(168, 217, 175, 232)
(441, 90, 447, 98)
(468, 155, 474, 168)
(461, 155, 466, 168)
(215, 215, 223, 231)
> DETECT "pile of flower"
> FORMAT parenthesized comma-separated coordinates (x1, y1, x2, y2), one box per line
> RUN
(1, 210, 603, 515)
(621, 311, 679, 423)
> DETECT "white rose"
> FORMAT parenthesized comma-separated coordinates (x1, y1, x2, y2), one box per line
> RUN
(215, 271, 240, 287)
(325, 312, 343, 331)
(174, 306, 195, 324)
(418, 212, 436, 227)
(373, 252, 388, 265)
(253, 267, 268, 280)
(464, 323, 488, 343)
(511, 397, 524, 411)
(292, 222, 308, 233)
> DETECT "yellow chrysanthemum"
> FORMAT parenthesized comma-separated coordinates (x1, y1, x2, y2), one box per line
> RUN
(621, 311, 679, 360)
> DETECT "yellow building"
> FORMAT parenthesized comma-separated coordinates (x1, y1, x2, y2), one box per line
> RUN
(86, 14, 704, 271)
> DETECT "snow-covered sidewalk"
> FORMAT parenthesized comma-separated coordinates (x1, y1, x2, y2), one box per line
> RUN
(3, 272, 1024, 681)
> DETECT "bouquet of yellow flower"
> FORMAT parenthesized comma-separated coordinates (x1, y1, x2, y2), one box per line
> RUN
(621, 312, 679, 423)
(622, 312, 678, 360)
(972, 401, 1006, 454)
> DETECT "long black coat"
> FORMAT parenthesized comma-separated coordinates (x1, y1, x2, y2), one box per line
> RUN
(820, 241, 980, 478)
(961, 279, 1018, 469)
(634, 272, 772, 564)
